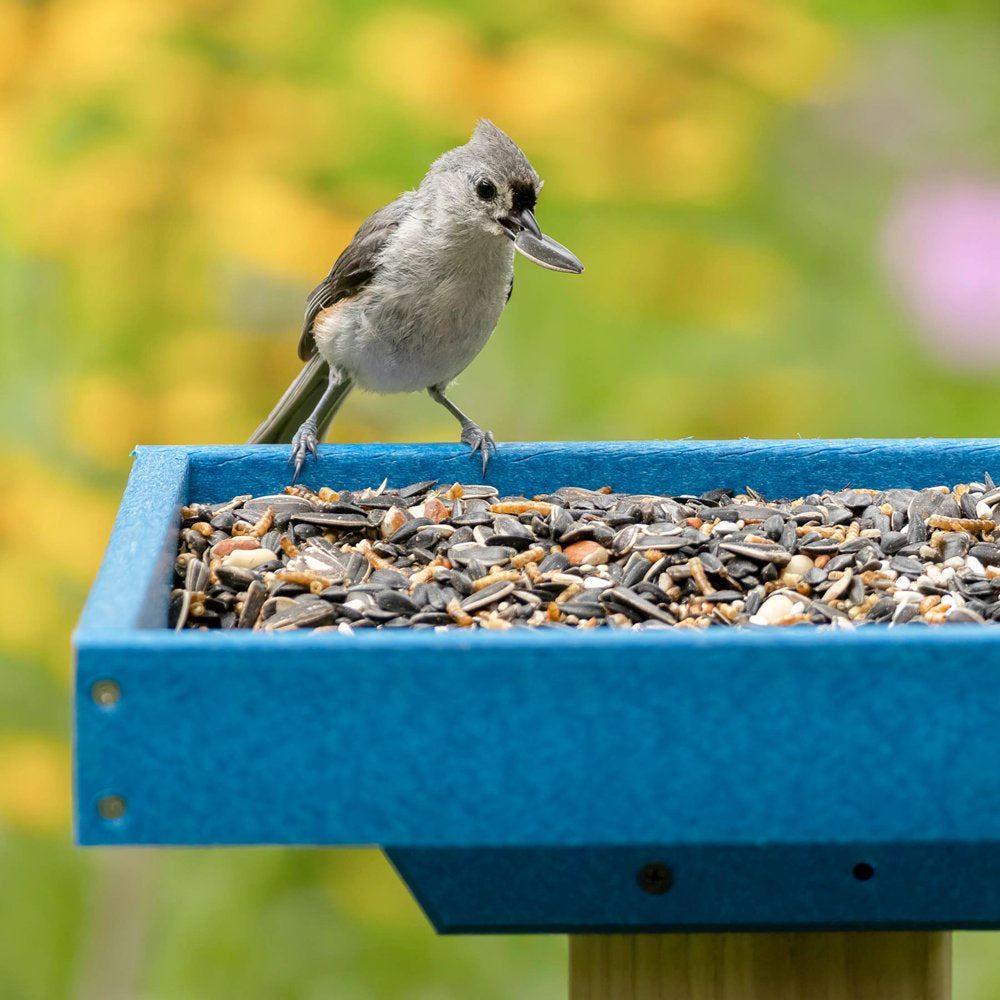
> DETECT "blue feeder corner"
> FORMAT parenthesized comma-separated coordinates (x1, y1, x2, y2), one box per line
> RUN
(74, 440, 1000, 932)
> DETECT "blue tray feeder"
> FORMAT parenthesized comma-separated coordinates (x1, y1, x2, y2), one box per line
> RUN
(74, 440, 1000, 935)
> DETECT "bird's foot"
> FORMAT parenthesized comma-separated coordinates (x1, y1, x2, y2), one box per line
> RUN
(290, 419, 319, 483)
(460, 421, 496, 476)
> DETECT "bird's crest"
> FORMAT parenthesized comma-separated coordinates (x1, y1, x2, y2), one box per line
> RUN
(466, 119, 539, 185)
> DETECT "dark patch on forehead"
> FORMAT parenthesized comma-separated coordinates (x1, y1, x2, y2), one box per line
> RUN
(510, 181, 536, 213)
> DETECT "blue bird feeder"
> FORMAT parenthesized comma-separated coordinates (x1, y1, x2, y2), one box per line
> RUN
(75, 440, 1000, 998)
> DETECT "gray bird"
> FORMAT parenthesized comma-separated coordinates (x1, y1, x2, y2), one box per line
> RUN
(248, 119, 583, 479)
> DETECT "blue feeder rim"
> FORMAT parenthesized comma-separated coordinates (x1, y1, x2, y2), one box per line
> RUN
(74, 440, 1000, 933)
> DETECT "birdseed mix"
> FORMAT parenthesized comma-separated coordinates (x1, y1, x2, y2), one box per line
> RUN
(172, 476, 1000, 631)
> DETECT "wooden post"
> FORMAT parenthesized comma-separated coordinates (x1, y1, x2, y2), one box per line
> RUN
(569, 932, 951, 1000)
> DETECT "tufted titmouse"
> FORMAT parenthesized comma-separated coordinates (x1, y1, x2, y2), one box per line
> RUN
(248, 119, 583, 479)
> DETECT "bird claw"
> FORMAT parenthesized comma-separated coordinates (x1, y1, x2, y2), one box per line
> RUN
(290, 420, 319, 483)
(460, 422, 497, 476)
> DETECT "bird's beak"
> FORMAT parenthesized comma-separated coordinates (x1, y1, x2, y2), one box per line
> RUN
(514, 228, 585, 274)
(499, 206, 542, 240)
(500, 207, 584, 274)
(516, 207, 542, 239)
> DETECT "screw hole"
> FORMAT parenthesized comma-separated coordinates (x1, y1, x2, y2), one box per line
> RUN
(97, 795, 127, 821)
(853, 862, 875, 881)
(91, 679, 121, 707)
(637, 861, 673, 895)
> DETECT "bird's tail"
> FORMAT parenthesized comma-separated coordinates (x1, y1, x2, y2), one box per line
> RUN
(247, 355, 353, 444)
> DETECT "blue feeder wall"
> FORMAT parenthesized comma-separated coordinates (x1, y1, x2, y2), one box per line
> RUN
(74, 441, 1000, 932)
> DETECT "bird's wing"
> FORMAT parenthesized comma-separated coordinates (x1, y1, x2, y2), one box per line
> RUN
(297, 192, 415, 361)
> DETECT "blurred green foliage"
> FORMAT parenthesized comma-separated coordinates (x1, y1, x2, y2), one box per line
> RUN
(2, 0, 1000, 996)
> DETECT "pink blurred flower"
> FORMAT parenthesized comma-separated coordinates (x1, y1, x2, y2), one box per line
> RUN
(882, 178, 1000, 367)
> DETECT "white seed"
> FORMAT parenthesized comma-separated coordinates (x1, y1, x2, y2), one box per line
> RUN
(784, 554, 814, 577)
(712, 521, 741, 535)
(223, 548, 278, 569)
(749, 593, 799, 625)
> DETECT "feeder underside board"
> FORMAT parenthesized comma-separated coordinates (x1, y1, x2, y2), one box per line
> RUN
(386, 844, 1000, 933)
(73, 440, 1000, 931)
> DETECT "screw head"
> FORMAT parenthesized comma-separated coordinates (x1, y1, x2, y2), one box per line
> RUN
(90, 679, 121, 707)
(97, 795, 127, 821)
(637, 861, 673, 895)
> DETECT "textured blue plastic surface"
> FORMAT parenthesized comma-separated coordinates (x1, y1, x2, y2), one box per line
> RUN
(74, 440, 1000, 932)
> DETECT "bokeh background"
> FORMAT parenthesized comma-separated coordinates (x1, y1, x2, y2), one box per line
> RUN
(3, 0, 1000, 997)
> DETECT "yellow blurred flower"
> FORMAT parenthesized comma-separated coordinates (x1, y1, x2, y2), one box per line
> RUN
(198, 0, 311, 59)
(0, 451, 116, 586)
(0, 733, 71, 835)
(0, 565, 65, 661)
(13, 0, 178, 93)
(144, 327, 295, 443)
(191, 78, 357, 179)
(511, 33, 672, 129)
(63, 374, 152, 465)
(156, 375, 243, 444)
(4, 146, 166, 252)
(355, 8, 494, 125)
(0, 450, 117, 680)
(617, 0, 841, 100)
(190, 170, 360, 280)
(0, 3, 33, 92)
(498, 36, 760, 203)
(642, 102, 759, 203)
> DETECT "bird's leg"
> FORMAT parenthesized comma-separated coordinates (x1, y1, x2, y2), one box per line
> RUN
(290, 367, 347, 483)
(428, 384, 496, 476)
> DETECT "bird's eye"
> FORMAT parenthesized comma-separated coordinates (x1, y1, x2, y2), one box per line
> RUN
(475, 179, 496, 201)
